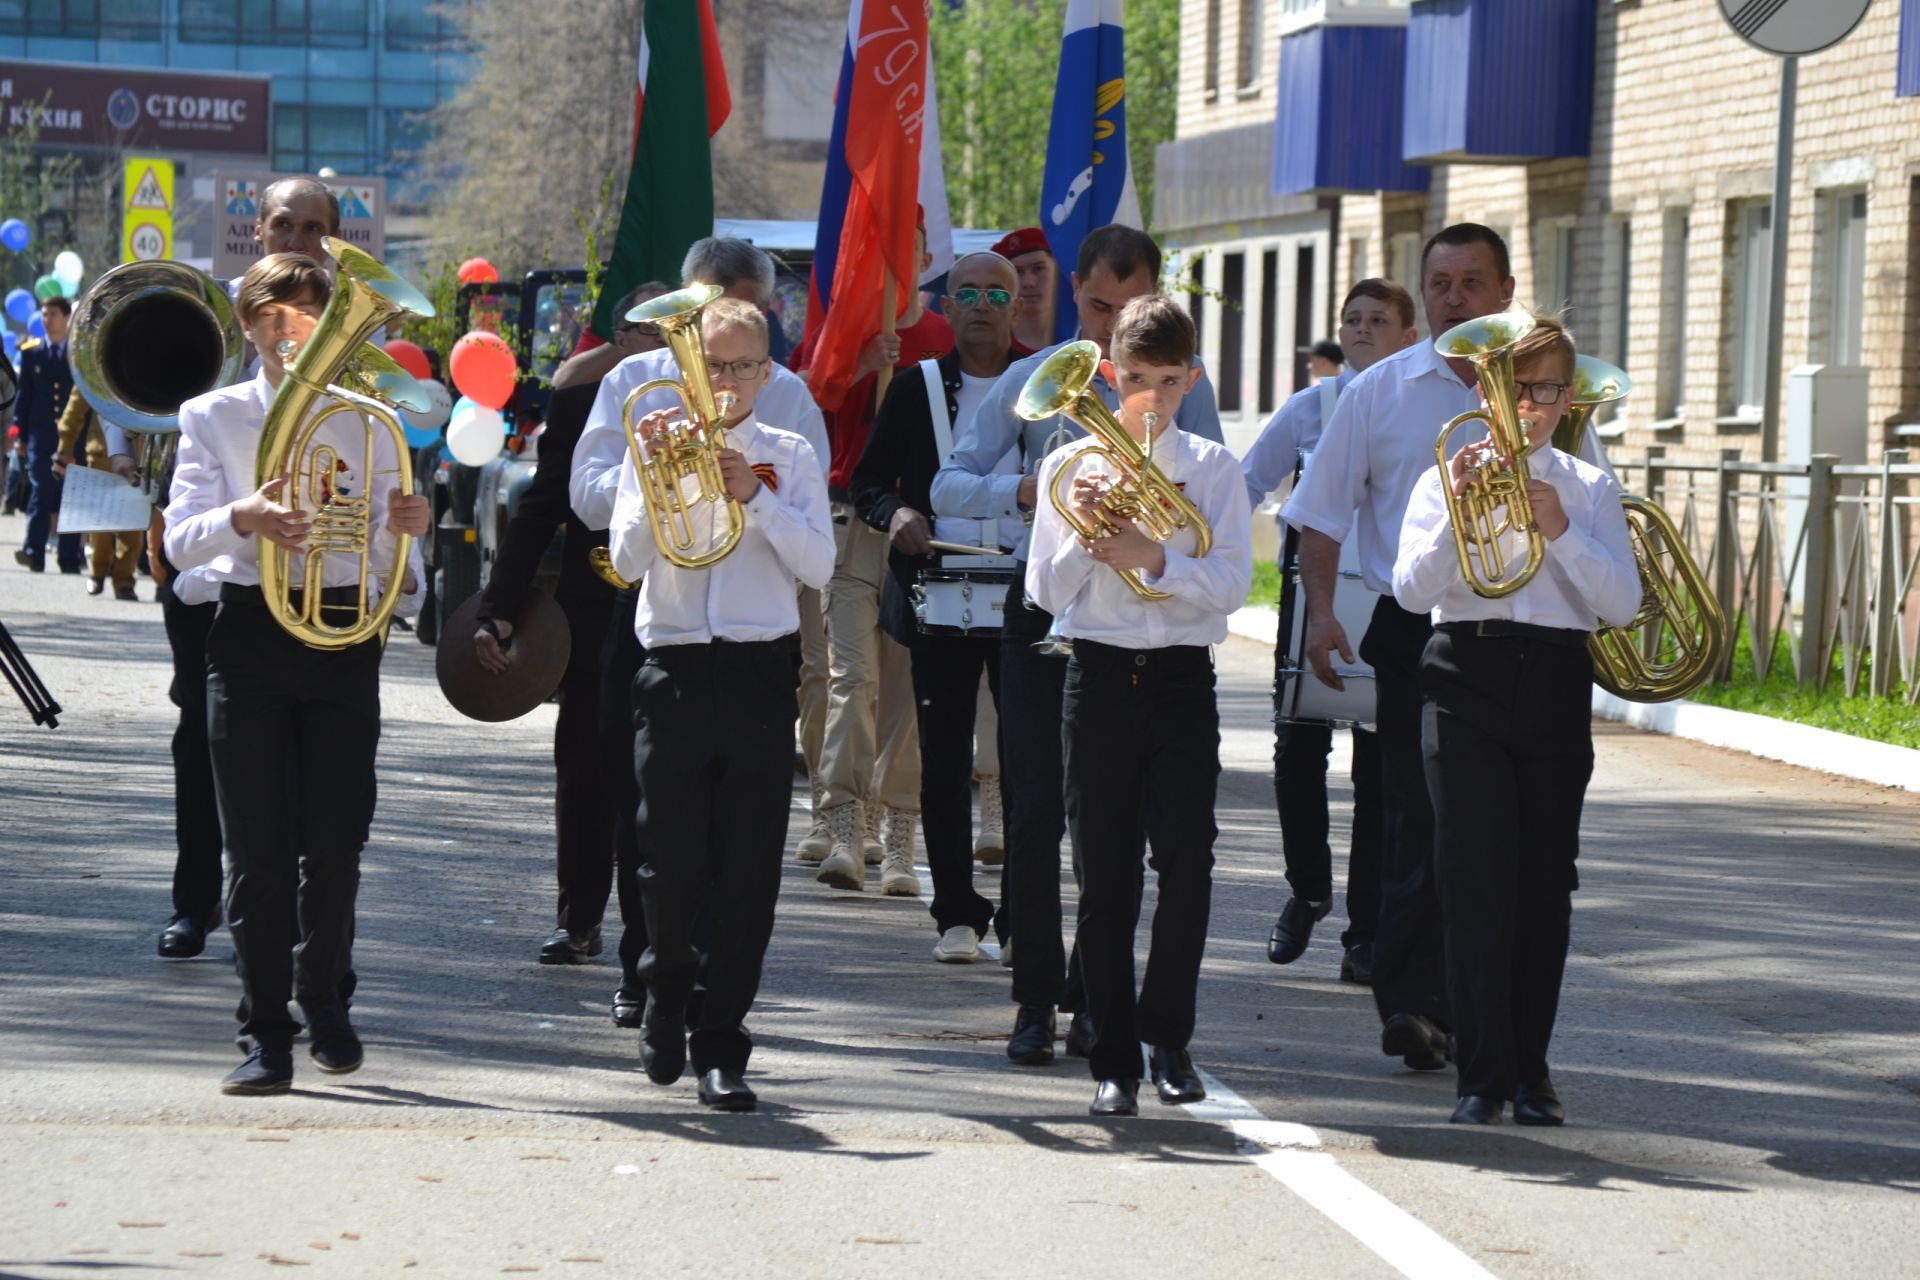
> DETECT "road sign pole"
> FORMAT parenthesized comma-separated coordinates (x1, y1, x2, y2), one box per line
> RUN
(1760, 54, 1796, 464)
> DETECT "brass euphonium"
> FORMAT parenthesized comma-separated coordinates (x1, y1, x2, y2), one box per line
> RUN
(1433, 309, 1544, 598)
(618, 283, 744, 569)
(1015, 339, 1211, 601)
(1556, 357, 1728, 702)
(255, 237, 435, 650)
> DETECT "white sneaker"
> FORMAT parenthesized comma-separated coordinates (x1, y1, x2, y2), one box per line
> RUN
(816, 804, 865, 890)
(933, 926, 982, 964)
(879, 809, 921, 896)
(974, 774, 1004, 865)
(796, 777, 830, 863)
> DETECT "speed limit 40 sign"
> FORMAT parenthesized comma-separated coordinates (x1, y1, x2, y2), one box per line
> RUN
(124, 212, 171, 261)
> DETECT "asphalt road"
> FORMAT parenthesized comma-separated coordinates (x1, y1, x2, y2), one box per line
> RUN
(2, 506, 1917, 1278)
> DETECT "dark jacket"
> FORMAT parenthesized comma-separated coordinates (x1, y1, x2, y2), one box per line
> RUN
(477, 380, 613, 625)
(12, 338, 72, 444)
(851, 349, 1020, 647)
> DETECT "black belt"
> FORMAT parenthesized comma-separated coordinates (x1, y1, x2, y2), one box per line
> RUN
(1436, 619, 1591, 649)
(1069, 638, 1212, 671)
(219, 583, 361, 608)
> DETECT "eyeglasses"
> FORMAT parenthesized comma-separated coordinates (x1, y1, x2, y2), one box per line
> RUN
(617, 322, 659, 340)
(1516, 381, 1567, 405)
(705, 358, 767, 380)
(948, 287, 1013, 311)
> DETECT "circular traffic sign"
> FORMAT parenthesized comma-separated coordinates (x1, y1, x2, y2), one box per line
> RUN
(1718, 0, 1873, 57)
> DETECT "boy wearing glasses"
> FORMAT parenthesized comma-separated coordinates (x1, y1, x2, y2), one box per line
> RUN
(850, 251, 1027, 959)
(1393, 313, 1638, 1126)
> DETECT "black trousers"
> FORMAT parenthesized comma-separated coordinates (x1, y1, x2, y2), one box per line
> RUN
(206, 587, 381, 1050)
(1272, 716, 1381, 948)
(910, 631, 1001, 938)
(1065, 640, 1218, 1082)
(997, 581, 1086, 1014)
(631, 638, 794, 1075)
(599, 590, 648, 990)
(1422, 623, 1591, 1100)
(1361, 596, 1447, 1028)
(553, 590, 617, 933)
(159, 567, 223, 925)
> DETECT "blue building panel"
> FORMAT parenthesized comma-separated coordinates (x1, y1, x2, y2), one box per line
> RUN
(1273, 23, 1429, 196)
(1899, 0, 1920, 97)
(1402, 0, 1595, 164)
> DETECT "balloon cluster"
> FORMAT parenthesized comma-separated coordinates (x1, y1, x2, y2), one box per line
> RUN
(1, 216, 87, 357)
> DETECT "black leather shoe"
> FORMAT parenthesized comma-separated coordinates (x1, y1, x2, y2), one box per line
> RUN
(14, 550, 44, 572)
(611, 985, 644, 1029)
(1266, 896, 1331, 964)
(158, 914, 209, 959)
(1089, 1078, 1139, 1117)
(1148, 1045, 1206, 1104)
(1381, 1013, 1451, 1071)
(1064, 1010, 1095, 1058)
(639, 996, 687, 1084)
(1007, 1005, 1055, 1065)
(1450, 1094, 1503, 1124)
(1339, 942, 1374, 985)
(302, 1000, 363, 1074)
(538, 926, 603, 965)
(697, 1068, 757, 1111)
(1514, 1078, 1565, 1127)
(114, 585, 139, 602)
(220, 1045, 294, 1095)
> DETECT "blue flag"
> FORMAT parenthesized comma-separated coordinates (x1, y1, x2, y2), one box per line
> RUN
(1039, 0, 1142, 343)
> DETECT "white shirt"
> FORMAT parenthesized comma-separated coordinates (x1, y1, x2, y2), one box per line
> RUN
(1241, 374, 1349, 509)
(932, 370, 1022, 550)
(1025, 426, 1253, 649)
(162, 371, 424, 618)
(1393, 445, 1641, 631)
(931, 339, 1225, 561)
(1282, 340, 1614, 596)
(572, 349, 828, 531)
(608, 417, 834, 647)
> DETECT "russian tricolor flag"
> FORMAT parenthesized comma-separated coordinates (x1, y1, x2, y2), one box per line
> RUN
(1040, 0, 1142, 343)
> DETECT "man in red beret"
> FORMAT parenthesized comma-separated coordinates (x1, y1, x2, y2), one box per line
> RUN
(990, 227, 1058, 355)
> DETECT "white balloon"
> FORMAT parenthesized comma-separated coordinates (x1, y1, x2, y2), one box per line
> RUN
(445, 403, 504, 466)
(414, 378, 454, 433)
(52, 250, 83, 285)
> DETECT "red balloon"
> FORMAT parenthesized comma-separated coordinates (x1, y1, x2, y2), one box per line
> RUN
(457, 257, 499, 285)
(383, 338, 432, 381)
(449, 331, 517, 410)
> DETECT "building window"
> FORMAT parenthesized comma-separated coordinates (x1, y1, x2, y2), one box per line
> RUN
(1658, 209, 1689, 419)
(1188, 256, 1207, 359)
(1205, 0, 1222, 99)
(183, 0, 368, 47)
(6, 0, 168, 37)
(273, 103, 371, 174)
(1236, 0, 1261, 93)
(273, 104, 307, 171)
(1728, 200, 1772, 418)
(385, 0, 460, 49)
(1535, 216, 1577, 319)
(1817, 189, 1867, 365)
(1258, 248, 1279, 415)
(1292, 242, 1316, 393)
(1219, 251, 1245, 414)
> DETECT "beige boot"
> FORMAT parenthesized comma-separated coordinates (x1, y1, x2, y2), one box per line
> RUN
(816, 804, 865, 890)
(879, 807, 921, 897)
(974, 774, 1004, 865)
(796, 776, 831, 863)
(861, 798, 883, 865)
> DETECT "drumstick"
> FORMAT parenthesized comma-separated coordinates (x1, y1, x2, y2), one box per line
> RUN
(928, 539, 1002, 556)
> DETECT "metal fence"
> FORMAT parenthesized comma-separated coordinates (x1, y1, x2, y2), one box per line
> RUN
(1611, 447, 1920, 705)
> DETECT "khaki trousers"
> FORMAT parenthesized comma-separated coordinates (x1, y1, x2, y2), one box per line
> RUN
(819, 503, 920, 813)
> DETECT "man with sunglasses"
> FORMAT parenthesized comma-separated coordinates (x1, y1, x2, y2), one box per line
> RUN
(850, 252, 1026, 960)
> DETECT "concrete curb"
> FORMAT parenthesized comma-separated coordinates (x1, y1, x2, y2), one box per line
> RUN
(1226, 603, 1920, 794)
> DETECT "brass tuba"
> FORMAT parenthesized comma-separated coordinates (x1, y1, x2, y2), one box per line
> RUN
(619, 283, 744, 569)
(1433, 309, 1544, 599)
(69, 259, 248, 501)
(1015, 339, 1211, 601)
(1557, 357, 1728, 702)
(255, 237, 435, 650)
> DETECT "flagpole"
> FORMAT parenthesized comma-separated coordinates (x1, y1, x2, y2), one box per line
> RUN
(877, 271, 898, 401)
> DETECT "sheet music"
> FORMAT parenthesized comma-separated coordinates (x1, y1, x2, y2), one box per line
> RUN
(56, 465, 154, 534)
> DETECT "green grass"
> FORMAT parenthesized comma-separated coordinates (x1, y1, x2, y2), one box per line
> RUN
(1247, 560, 1282, 610)
(1687, 619, 1920, 749)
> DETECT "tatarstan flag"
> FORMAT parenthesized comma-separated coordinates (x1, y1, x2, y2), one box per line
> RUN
(590, 0, 732, 341)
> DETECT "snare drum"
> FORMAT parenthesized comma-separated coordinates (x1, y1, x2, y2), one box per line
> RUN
(1274, 520, 1379, 727)
(912, 557, 1018, 636)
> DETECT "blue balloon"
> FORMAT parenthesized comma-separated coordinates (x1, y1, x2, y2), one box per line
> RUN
(26, 313, 46, 339)
(0, 218, 28, 253)
(402, 417, 441, 448)
(2, 332, 16, 358)
(4, 288, 31, 323)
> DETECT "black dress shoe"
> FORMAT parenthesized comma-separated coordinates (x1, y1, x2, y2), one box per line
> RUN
(611, 985, 644, 1029)
(86, 576, 104, 596)
(1514, 1078, 1565, 1127)
(1381, 1013, 1451, 1071)
(302, 1000, 364, 1074)
(158, 914, 209, 959)
(697, 1068, 757, 1111)
(1148, 1045, 1206, 1104)
(1064, 1010, 1095, 1058)
(15, 550, 44, 572)
(1266, 896, 1331, 964)
(1450, 1094, 1503, 1124)
(1089, 1078, 1139, 1117)
(1007, 1004, 1055, 1065)
(220, 1045, 294, 1095)
(114, 585, 139, 602)
(538, 926, 603, 965)
(639, 996, 687, 1085)
(1339, 942, 1374, 985)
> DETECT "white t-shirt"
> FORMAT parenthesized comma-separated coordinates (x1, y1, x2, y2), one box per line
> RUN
(932, 370, 1020, 550)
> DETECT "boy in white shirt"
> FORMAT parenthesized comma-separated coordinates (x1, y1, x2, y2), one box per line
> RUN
(1026, 295, 1253, 1117)
(1393, 314, 1639, 1127)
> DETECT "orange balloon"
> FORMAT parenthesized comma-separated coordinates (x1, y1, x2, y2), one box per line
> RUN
(449, 331, 517, 410)
(383, 338, 432, 381)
